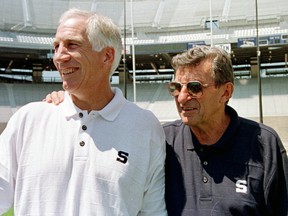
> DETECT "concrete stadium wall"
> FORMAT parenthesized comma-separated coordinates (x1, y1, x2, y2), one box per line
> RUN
(0, 83, 63, 133)
(0, 77, 288, 150)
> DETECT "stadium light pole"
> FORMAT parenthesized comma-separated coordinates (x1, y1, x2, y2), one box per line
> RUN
(130, 0, 137, 103)
(255, 0, 263, 123)
(123, 0, 127, 98)
(209, 0, 213, 46)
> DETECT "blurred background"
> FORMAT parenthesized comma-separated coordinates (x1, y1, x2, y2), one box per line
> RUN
(0, 0, 288, 146)
(0, 1, 288, 214)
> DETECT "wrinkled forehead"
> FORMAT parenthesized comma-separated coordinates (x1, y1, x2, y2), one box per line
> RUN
(54, 17, 88, 42)
(174, 60, 214, 82)
(57, 17, 86, 32)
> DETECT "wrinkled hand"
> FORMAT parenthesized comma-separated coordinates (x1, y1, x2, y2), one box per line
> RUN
(43, 90, 65, 105)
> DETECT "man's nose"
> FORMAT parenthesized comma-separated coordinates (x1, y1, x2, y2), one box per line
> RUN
(53, 45, 70, 63)
(177, 86, 192, 103)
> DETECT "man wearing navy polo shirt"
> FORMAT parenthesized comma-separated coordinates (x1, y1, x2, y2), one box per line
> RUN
(164, 45, 288, 215)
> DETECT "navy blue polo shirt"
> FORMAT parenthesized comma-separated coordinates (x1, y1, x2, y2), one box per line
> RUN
(164, 106, 288, 216)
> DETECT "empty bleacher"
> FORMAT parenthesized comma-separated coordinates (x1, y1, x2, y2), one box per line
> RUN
(1, 77, 288, 147)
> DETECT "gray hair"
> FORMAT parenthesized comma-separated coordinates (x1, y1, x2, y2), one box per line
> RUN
(172, 46, 234, 86)
(58, 8, 122, 76)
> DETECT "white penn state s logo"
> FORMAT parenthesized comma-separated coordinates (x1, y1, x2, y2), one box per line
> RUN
(236, 180, 247, 193)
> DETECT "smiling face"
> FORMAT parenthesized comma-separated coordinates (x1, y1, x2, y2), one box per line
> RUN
(53, 16, 108, 96)
(174, 59, 229, 128)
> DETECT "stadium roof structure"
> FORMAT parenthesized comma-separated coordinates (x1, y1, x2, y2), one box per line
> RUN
(1, 0, 288, 35)
(0, 0, 288, 81)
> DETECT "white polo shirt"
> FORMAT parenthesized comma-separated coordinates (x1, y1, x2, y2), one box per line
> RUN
(0, 88, 167, 216)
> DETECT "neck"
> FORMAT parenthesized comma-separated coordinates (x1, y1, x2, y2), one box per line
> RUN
(191, 113, 230, 145)
(70, 86, 114, 112)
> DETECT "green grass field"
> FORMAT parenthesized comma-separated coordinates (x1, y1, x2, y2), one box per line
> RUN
(1, 209, 13, 216)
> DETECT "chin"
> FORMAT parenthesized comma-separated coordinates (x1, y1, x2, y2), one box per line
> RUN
(63, 82, 78, 92)
(181, 114, 197, 126)
(180, 115, 189, 125)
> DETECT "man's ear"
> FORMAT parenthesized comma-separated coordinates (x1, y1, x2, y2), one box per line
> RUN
(220, 82, 234, 103)
(104, 47, 115, 64)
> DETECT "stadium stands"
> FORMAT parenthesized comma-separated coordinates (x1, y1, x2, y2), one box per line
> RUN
(0, 0, 287, 149)
(0, 77, 288, 148)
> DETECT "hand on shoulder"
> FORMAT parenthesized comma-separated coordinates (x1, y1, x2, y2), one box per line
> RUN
(43, 90, 65, 105)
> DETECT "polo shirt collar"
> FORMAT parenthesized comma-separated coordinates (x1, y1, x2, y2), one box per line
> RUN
(189, 105, 240, 152)
(61, 87, 126, 121)
(213, 105, 240, 150)
(61, 92, 79, 118)
(96, 87, 126, 121)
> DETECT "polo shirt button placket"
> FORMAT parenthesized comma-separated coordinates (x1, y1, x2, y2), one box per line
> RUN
(79, 113, 87, 146)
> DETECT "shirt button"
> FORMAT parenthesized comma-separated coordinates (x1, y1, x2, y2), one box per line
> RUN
(79, 112, 83, 118)
(82, 125, 87, 130)
(203, 161, 208, 166)
(79, 141, 85, 147)
(200, 148, 204, 152)
(203, 176, 208, 183)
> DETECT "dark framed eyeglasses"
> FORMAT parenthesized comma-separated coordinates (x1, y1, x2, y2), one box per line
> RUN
(168, 81, 215, 98)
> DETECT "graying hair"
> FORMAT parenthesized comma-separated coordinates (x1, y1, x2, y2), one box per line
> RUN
(172, 46, 234, 86)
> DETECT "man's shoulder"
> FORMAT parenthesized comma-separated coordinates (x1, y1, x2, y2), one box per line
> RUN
(5, 101, 58, 131)
(13, 101, 59, 119)
(239, 117, 279, 138)
(163, 119, 183, 130)
(162, 119, 186, 140)
(124, 100, 158, 119)
(113, 88, 159, 122)
(18, 101, 51, 111)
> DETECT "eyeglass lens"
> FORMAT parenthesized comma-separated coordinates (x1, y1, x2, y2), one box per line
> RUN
(168, 81, 203, 97)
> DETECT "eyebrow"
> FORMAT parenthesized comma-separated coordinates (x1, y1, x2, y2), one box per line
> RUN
(53, 36, 83, 46)
(53, 38, 58, 45)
